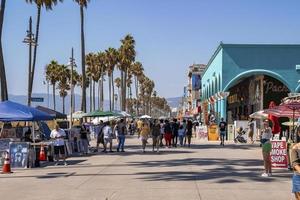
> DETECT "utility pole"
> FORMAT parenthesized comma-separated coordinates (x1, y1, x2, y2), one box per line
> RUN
(23, 17, 36, 106)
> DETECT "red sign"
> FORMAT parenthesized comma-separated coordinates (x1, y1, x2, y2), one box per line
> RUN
(270, 140, 288, 168)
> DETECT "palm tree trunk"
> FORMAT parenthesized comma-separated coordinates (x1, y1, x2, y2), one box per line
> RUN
(112, 73, 115, 110)
(93, 80, 95, 111)
(0, 0, 8, 101)
(89, 81, 92, 112)
(62, 96, 65, 114)
(109, 75, 112, 111)
(101, 75, 104, 110)
(29, 5, 41, 104)
(52, 84, 56, 111)
(122, 69, 127, 111)
(98, 81, 100, 109)
(118, 87, 121, 110)
(135, 77, 139, 115)
(80, 5, 86, 112)
(120, 71, 124, 110)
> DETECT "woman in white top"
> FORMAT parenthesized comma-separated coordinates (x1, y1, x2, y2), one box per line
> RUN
(261, 120, 273, 177)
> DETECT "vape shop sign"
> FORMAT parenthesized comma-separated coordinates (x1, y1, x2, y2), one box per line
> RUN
(270, 140, 288, 168)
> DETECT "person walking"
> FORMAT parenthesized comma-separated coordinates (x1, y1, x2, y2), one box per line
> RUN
(219, 118, 227, 146)
(116, 118, 127, 152)
(261, 120, 273, 177)
(185, 120, 193, 147)
(291, 143, 300, 200)
(248, 118, 255, 144)
(50, 124, 67, 166)
(178, 125, 186, 147)
(96, 120, 105, 152)
(164, 120, 172, 148)
(172, 118, 179, 147)
(159, 119, 165, 147)
(152, 119, 161, 152)
(102, 121, 114, 153)
(139, 122, 150, 153)
(80, 125, 89, 155)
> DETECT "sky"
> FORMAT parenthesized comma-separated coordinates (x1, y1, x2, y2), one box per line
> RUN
(4, 0, 300, 98)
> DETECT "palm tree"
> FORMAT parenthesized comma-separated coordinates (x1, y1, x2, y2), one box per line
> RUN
(131, 61, 144, 115)
(74, 0, 90, 113)
(45, 60, 60, 110)
(105, 47, 118, 111)
(86, 52, 99, 111)
(114, 77, 121, 110)
(25, 0, 63, 105)
(0, 0, 7, 101)
(57, 64, 70, 114)
(118, 34, 136, 111)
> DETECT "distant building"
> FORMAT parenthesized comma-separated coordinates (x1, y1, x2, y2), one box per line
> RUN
(178, 64, 206, 119)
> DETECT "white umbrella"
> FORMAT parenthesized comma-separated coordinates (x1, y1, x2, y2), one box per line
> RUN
(140, 115, 152, 119)
(249, 110, 268, 119)
(282, 121, 300, 127)
(68, 111, 86, 119)
(92, 116, 118, 124)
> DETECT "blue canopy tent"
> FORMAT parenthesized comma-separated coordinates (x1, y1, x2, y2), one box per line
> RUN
(0, 101, 53, 122)
(0, 101, 54, 142)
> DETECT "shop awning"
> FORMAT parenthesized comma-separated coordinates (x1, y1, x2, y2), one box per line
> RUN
(0, 101, 54, 122)
(36, 106, 67, 119)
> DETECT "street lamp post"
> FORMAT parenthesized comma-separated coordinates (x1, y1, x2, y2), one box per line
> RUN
(23, 17, 36, 106)
(68, 48, 76, 129)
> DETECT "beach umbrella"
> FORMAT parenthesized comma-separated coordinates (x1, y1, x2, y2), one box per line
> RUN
(139, 115, 152, 119)
(69, 111, 86, 119)
(282, 121, 300, 127)
(249, 110, 268, 119)
(264, 101, 300, 142)
(84, 110, 122, 118)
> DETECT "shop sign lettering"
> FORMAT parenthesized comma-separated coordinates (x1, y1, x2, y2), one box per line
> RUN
(265, 81, 289, 94)
(270, 140, 288, 168)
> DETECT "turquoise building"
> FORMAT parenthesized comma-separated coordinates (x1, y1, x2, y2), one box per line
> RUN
(201, 44, 300, 124)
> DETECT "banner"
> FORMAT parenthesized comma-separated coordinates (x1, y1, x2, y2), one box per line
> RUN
(208, 125, 219, 141)
(270, 140, 288, 168)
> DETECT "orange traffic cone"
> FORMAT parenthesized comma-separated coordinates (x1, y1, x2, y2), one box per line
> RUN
(39, 145, 47, 161)
(2, 151, 12, 174)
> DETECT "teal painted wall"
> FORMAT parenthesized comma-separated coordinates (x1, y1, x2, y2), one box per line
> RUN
(202, 44, 300, 121)
(222, 44, 300, 92)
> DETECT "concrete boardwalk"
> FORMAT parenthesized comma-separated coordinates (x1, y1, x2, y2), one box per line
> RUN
(0, 137, 292, 200)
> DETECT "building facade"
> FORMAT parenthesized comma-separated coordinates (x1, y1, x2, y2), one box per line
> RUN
(179, 64, 206, 119)
(201, 44, 300, 124)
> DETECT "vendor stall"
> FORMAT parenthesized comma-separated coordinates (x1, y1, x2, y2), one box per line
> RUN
(0, 101, 54, 168)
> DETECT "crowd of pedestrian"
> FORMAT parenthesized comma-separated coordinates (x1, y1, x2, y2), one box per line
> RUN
(88, 117, 197, 154)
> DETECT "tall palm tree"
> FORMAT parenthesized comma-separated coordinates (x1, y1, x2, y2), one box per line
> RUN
(118, 34, 136, 111)
(25, 0, 63, 105)
(0, 0, 7, 101)
(86, 52, 99, 111)
(57, 65, 70, 114)
(105, 47, 118, 111)
(131, 61, 144, 115)
(114, 77, 121, 110)
(45, 60, 60, 110)
(74, 0, 90, 113)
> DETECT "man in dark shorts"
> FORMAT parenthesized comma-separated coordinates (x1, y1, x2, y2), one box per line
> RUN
(219, 118, 227, 146)
(50, 125, 67, 166)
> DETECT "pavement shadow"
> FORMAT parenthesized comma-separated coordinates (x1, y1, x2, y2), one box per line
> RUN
(128, 157, 292, 183)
